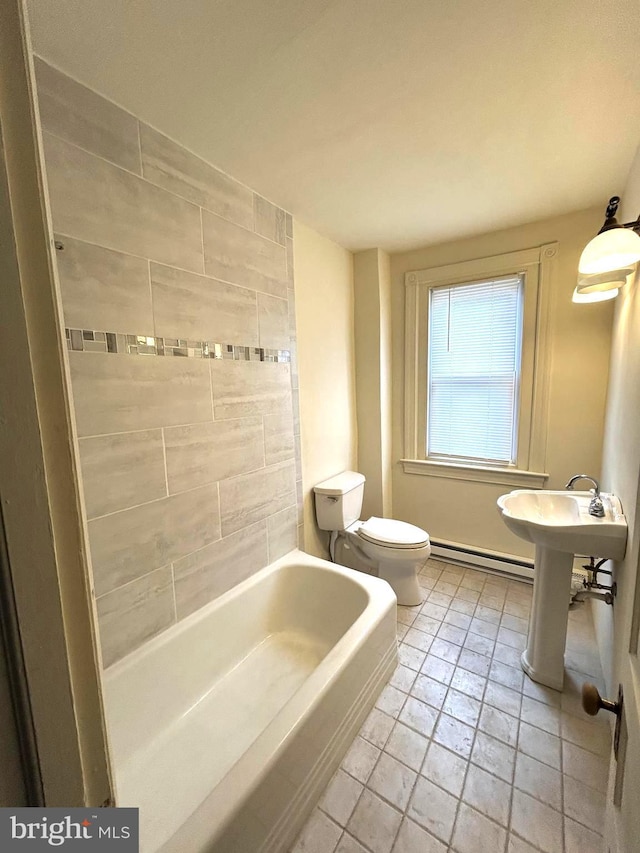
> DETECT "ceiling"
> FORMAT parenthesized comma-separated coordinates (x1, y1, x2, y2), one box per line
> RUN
(26, 0, 640, 252)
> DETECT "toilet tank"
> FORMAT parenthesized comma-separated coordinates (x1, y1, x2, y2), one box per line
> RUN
(314, 471, 365, 531)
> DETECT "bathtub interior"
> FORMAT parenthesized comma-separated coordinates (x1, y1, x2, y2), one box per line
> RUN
(102, 558, 374, 850)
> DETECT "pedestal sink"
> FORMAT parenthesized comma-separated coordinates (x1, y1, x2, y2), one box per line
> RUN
(497, 490, 627, 690)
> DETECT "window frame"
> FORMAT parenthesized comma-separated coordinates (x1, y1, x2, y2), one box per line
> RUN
(403, 244, 557, 487)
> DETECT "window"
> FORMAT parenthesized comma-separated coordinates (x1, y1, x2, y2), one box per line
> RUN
(428, 275, 523, 465)
(404, 245, 556, 487)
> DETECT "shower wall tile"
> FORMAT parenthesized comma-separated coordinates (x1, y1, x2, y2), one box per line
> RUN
(37, 61, 302, 666)
(164, 418, 265, 494)
(258, 292, 290, 350)
(150, 262, 258, 344)
(69, 352, 212, 436)
(202, 210, 288, 299)
(253, 195, 286, 245)
(78, 429, 167, 519)
(286, 236, 294, 285)
(267, 505, 298, 562)
(140, 124, 254, 230)
(35, 57, 142, 174)
(211, 359, 291, 419)
(55, 236, 154, 334)
(219, 460, 296, 536)
(43, 132, 203, 272)
(264, 411, 295, 465)
(97, 566, 175, 668)
(173, 522, 269, 620)
(88, 483, 220, 597)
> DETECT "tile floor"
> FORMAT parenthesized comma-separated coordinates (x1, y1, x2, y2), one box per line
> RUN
(291, 558, 611, 853)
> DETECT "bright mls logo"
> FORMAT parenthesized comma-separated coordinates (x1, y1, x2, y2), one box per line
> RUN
(0, 808, 138, 850)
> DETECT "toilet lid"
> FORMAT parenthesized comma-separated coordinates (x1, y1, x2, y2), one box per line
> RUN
(358, 517, 430, 549)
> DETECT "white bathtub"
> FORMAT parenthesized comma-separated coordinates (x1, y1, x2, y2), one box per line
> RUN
(102, 549, 398, 853)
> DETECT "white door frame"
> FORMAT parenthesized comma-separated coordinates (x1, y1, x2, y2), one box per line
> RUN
(0, 0, 112, 806)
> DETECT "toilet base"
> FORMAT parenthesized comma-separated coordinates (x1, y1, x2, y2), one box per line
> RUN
(378, 563, 423, 606)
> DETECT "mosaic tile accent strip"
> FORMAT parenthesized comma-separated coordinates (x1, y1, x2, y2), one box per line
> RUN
(65, 328, 291, 363)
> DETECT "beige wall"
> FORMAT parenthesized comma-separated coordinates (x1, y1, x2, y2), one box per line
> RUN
(591, 146, 640, 853)
(36, 59, 301, 668)
(390, 208, 614, 558)
(294, 221, 357, 559)
(353, 249, 392, 519)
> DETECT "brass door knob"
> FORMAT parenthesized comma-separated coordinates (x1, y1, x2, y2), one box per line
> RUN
(582, 682, 621, 717)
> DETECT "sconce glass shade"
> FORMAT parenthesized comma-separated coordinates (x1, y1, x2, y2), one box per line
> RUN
(575, 268, 632, 294)
(572, 286, 619, 304)
(578, 228, 640, 275)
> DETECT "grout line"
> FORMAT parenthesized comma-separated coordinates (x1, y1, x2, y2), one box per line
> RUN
(160, 428, 170, 497)
(199, 206, 206, 275)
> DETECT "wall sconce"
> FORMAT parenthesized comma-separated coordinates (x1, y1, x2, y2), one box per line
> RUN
(575, 196, 640, 302)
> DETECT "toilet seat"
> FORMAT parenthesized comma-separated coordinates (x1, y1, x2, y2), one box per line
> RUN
(357, 517, 430, 550)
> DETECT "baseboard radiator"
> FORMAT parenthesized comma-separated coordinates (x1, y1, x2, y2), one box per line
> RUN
(429, 538, 534, 582)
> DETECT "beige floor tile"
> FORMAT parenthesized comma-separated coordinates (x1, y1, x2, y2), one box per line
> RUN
(407, 776, 458, 844)
(517, 721, 561, 769)
(493, 641, 523, 669)
(563, 775, 606, 834)
(514, 751, 562, 810)
(489, 659, 524, 692)
(478, 703, 519, 747)
(398, 643, 426, 672)
(392, 817, 447, 853)
(432, 713, 475, 758)
(385, 722, 430, 772)
(403, 628, 434, 654)
(450, 667, 487, 700)
(410, 674, 448, 709)
(420, 655, 455, 685)
(562, 740, 610, 794)
(443, 609, 473, 630)
(320, 769, 364, 827)
(292, 808, 342, 853)
(521, 676, 561, 707)
(520, 695, 561, 735)
(361, 708, 396, 749)
(471, 731, 516, 782)
(451, 803, 507, 853)
(483, 680, 522, 718)
(474, 604, 502, 624)
(462, 631, 495, 658)
(421, 742, 468, 797)
(560, 712, 611, 758)
(414, 614, 441, 635)
(564, 816, 604, 853)
(507, 834, 539, 853)
(510, 790, 563, 853)
(458, 648, 491, 678)
(442, 688, 482, 727)
(398, 697, 439, 737)
(437, 622, 467, 646)
(376, 684, 408, 718)
(334, 834, 369, 853)
(462, 763, 511, 826)
(430, 637, 462, 665)
(347, 791, 403, 853)
(341, 736, 381, 783)
(390, 665, 418, 694)
(368, 752, 418, 811)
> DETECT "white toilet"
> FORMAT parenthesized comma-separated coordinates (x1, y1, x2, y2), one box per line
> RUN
(314, 471, 431, 606)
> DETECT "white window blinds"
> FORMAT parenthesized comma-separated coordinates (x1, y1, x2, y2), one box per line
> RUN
(427, 275, 524, 465)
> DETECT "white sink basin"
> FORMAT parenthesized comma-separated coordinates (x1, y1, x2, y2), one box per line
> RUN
(497, 489, 627, 560)
(497, 488, 627, 691)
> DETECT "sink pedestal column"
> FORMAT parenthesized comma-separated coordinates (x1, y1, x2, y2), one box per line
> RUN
(521, 546, 573, 691)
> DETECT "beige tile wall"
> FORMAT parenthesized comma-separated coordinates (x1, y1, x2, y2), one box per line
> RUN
(35, 58, 303, 668)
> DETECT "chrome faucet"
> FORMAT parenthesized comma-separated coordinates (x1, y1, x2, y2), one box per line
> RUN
(565, 474, 605, 517)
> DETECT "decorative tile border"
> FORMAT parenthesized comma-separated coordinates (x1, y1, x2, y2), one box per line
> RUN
(65, 328, 291, 363)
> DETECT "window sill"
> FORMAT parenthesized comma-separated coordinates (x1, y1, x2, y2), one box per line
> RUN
(400, 458, 549, 488)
